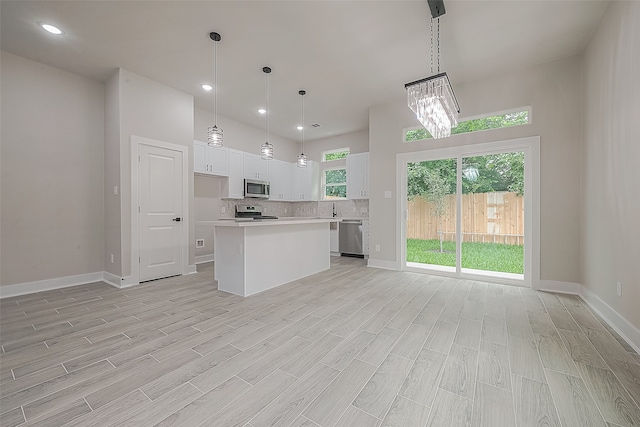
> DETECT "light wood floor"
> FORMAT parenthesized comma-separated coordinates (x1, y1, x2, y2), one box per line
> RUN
(1, 257, 640, 427)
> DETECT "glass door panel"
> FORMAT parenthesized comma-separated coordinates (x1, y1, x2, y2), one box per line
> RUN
(406, 159, 457, 272)
(460, 152, 525, 279)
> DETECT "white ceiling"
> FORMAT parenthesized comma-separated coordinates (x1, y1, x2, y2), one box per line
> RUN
(0, 1, 609, 143)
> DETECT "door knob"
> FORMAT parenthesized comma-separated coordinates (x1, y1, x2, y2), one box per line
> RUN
(172, 217, 182, 222)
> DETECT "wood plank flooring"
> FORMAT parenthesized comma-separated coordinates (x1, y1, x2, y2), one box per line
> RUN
(1, 257, 640, 426)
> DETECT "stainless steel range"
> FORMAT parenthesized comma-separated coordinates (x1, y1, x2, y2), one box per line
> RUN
(235, 205, 278, 221)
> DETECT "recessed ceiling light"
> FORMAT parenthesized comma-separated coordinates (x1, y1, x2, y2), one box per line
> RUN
(201, 84, 213, 91)
(40, 23, 63, 35)
(297, 125, 303, 130)
(258, 108, 267, 114)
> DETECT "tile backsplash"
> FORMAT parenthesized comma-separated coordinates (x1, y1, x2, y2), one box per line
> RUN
(220, 199, 369, 219)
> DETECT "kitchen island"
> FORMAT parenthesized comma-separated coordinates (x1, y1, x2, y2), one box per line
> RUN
(212, 218, 335, 296)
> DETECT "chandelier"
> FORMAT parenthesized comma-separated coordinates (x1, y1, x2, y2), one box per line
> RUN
(207, 32, 223, 147)
(405, 1, 460, 139)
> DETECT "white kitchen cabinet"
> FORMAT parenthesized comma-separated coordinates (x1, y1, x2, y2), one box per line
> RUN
(219, 148, 244, 199)
(268, 159, 293, 201)
(362, 219, 370, 256)
(347, 152, 369, 199)
(292, 160, 319, 201)
(193, 140, 229, 176)
(243, 152, 269, 181)
(330, 221, 339, 254)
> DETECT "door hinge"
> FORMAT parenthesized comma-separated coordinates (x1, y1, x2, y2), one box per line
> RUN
(139, 257, 141, 263)
(138, 155, 140, 162)
(138, 206, 141, 213)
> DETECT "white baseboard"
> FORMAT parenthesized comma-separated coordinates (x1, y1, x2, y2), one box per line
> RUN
(102, 271, 122, 288)
(185, 264, 198, 275)
(367, 259, 401, 271)
(580, 286, 640, 354)
(0, 272, 104, 299)
(195, 254, 214, 265)
(536, 279, 581, 294)
(538, 279, 640, 354)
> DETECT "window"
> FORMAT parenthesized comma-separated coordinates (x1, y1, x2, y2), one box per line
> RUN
(322, 147, 350, 162)
(324, 168, 347, 199)
(404, 107, 531, 142)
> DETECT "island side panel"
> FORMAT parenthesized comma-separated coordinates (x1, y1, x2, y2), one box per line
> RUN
(214, 225, 246, 296)
(244, 222, 330, 296)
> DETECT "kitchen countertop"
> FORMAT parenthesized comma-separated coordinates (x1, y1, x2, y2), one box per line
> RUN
(212, 218, 340, 227)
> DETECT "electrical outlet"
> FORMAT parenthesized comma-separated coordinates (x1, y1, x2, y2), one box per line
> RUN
(221, 206, 226, 214)
(196, 239, 205, 249)
(113, 186, 118, 196)
(285, 208, 288, 214)
(617, 281, 622, 297)
(375, 244, 380, 252)
(110, 254, 114, 264)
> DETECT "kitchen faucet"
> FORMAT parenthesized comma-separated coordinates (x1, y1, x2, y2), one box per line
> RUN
(332, 203, 337, 218)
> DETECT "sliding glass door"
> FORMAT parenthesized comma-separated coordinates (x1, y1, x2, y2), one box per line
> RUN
(399, 138, 538, 287)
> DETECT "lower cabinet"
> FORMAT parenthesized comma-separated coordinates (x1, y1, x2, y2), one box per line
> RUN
(330, 222, 339, 254)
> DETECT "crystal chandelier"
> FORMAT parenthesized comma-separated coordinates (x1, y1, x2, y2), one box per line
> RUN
(297, 90, 307, 168)
(260, 67, 274, 159)
(405, 1, 459, 139)
(207, 32, 223, 147)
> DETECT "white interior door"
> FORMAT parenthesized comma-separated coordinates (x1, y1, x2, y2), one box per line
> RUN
(139, 144, 184, 282)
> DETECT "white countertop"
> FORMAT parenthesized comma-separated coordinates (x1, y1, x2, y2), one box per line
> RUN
(212, 217, 340, 227)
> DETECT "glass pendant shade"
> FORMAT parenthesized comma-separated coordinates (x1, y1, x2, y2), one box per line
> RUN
(297, 153, 307, 167)
(207, 125, 223, 147)
(406, 72, 458, 139)
(261, 141, 273, 160)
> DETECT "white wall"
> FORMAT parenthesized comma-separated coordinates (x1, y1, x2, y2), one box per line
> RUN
(303, 129, 370, 161)
(582, 1, 640, 329)
(1, 51, 105, 286)
(368, 56, 583, 283)
(108, 69, 195, 278)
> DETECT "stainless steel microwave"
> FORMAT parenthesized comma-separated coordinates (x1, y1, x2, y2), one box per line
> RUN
(244, 179, 270, 199)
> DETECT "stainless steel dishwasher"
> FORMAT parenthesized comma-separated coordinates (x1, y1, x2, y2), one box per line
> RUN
(339, 219, 364, 257)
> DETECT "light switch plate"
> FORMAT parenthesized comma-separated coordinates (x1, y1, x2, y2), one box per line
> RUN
(384, 191, 392, 198)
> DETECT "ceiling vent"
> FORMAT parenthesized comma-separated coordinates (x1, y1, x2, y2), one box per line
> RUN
(311, 123, 320, 128)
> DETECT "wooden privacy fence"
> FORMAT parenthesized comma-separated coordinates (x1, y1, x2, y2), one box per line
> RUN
(407, 191, 525, 245)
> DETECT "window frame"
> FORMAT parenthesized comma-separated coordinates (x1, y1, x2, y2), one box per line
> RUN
(322, 147, 350, 162)
(403, 106, 532, 142)
(323, 166, 347, 200)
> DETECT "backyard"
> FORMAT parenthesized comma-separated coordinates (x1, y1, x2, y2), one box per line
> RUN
(406, 238, 524, 274)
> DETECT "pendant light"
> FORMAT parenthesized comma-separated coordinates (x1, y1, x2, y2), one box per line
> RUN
(297, 90, 307, 168)
(207, 32, 223, 147)
(260, 67, 274, 160)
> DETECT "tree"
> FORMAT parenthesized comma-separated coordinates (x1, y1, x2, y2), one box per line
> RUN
(419, 168, 449, 253)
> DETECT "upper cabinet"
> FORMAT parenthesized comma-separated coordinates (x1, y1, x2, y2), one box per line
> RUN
(243, 153, 269, 181)
(347, 152, 369, 199)
(193, 140, 228, 177)
(292, 160, 320, 201)
(268, 159, 293, 201)
(219, 148, 244, 199)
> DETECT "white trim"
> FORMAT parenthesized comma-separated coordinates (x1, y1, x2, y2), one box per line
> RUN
(540, 280, 640, 354)
(186, 265, 198, 275)
(0, 272, 104, 299)
(537, 279, 582, 295)
(195, 254, 214, 264)
(396, 136, 540, 289)
(102, 271, 122, 288)
(580, 287, 640, 354)
(130, 135, 190, 285)
(367, 259, 401, 271)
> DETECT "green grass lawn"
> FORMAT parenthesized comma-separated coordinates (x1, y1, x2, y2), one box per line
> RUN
(406, 239, 524, 274)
